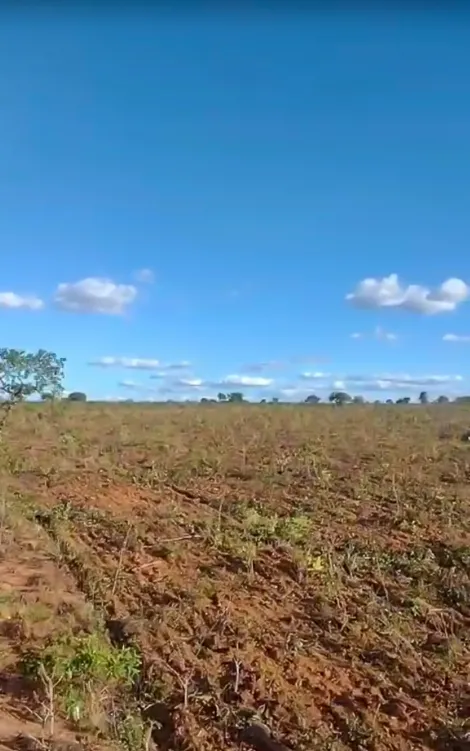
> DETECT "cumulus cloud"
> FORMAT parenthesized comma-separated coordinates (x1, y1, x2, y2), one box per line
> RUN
(0, 292, 44, 310)
(134, 268, 154, 283)
(89, 357, 190, 371)
(54, 278, 137, 315)
(346, 274, 469, 315)
(443, 334, 470, 343)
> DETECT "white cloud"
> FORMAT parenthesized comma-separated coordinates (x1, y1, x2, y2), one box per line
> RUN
(105, 368, 465, 402)
(443, 333, 470, 343)
(54, 278, 137, 315)
(293, 372, 464, 396)
(175, 378, 204, 387)
(350, 332, 363, 339)
(0, 292, 44, 310)
(167, 374, 274, 391)
(89, 357, 191, 371)
(218, 374, 273, 387)
(346, 274, 469, 315)
(335, 373, 463, 391)
(90, 357, 161, 369)
(134, 268, 154, 283)
(167, 375, 274, 390)
(299, 372, 330, 380)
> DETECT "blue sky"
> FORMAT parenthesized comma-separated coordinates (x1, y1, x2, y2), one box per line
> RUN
(1, 9, 470, 402)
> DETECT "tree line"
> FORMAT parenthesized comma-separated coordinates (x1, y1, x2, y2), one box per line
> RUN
(201, 391, 470, 405)
(0, 349, 468, 413)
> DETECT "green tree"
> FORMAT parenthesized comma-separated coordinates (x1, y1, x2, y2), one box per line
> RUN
(396, 397, 411, 404)
(271, 397, 280, 404)
(304, 394, 321, 404)
(352, 395, 365, 404)
(67, 392, 87, 402)
(0, 348, 65, 428)
(436, 395, 449, 404)
(227, 392, 244, 402)
(328, 391, 352, 405)
(419, 391, 429, 404)
(217, 392, 227, 402)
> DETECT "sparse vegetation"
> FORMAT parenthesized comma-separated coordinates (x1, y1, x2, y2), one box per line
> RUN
(21, 632, 141, 732)
(0, 400, 469, 751)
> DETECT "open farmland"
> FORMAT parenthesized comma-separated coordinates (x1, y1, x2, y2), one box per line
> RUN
(0, 403, 469, 751)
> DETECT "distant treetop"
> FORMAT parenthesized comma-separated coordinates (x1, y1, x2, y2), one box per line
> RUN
(67, 392, 87, 402)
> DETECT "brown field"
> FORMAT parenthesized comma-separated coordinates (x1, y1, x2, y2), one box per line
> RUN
(0, 403, 469, 751)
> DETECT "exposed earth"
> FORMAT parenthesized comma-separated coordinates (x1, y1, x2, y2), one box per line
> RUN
(0, 403, 469, 751)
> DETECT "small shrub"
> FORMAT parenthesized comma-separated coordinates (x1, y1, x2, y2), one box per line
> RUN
(21, 631, 141, 728)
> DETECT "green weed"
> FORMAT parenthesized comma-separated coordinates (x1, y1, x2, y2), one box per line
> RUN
(21, 631, 141, 731)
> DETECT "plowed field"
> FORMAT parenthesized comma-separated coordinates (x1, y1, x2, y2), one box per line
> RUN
(0, 403, 469, 751)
